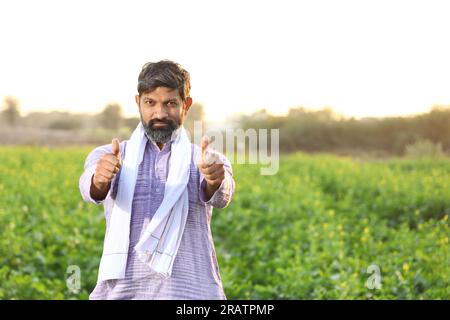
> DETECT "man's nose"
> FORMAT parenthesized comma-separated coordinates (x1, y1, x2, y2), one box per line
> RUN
(153, 104, 168, 119)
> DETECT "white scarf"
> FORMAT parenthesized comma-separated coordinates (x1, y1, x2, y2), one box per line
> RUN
(96, 122, 191, 282)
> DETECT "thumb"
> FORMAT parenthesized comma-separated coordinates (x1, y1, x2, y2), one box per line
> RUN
(112, 138, 121, 160)
(201, 135, 210, 163)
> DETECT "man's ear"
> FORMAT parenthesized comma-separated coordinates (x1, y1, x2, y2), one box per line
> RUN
(183, 96, 193, 113)
(135, 95, 140, 108)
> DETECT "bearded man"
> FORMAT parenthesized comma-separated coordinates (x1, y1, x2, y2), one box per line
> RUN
(79, 60, 235, 300)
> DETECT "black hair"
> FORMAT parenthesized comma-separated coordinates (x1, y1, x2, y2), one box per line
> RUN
(137, 60, 191, 101)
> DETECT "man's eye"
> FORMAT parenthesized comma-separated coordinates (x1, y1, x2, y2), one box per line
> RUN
(168, 101, 178, 107)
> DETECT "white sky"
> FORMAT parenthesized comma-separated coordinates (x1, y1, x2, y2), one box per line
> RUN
(1, 0, 450, 121)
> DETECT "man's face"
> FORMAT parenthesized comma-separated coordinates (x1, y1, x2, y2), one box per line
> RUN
(135, 86, 192, 144)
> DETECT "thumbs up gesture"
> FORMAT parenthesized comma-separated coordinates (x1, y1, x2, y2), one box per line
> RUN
(111, 138, 122, 165)
(92, 138, 122, 192)
(198, 136, 225, 197)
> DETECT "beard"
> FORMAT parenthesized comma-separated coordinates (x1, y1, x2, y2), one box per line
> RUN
(141, 116, 180, 144)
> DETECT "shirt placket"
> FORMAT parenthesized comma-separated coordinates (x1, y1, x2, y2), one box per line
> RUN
(153, 146, 169, 196)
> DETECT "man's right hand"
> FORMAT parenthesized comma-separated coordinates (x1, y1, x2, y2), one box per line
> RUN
(91, 138, 122, 199)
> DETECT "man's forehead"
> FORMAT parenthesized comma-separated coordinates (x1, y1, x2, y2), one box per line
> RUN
(141, 87, 181, 100)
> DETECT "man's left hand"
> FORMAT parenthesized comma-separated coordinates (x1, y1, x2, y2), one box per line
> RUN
(199, 136, 225, 199)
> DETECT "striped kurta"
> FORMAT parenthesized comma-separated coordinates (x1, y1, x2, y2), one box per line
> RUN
(79, 136, 235, 300)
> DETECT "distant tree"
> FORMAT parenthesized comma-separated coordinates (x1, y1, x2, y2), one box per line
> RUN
(1, 96, 21, 127)
(48, 118, 82, 131)
(184, 102, 205, 136)
(100, 103, 123, 131)
(237, 105, 450, 155)
(123, 117, 140, 131)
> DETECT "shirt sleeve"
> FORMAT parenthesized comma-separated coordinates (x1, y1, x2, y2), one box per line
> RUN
(79, 142, 125, 205)
(199, 153, 235, 209)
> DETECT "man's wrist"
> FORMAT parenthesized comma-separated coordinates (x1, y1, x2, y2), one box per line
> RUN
(204, 182, 220, 201)
(90, 175, 111, 201)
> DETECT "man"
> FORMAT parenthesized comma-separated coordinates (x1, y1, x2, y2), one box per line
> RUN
(79, 60, 235, 299)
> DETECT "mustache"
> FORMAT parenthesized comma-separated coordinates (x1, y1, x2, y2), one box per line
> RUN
(147, 118, 178, 129)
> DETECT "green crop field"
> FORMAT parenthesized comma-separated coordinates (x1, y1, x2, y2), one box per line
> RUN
(0, 146, 448, 299)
